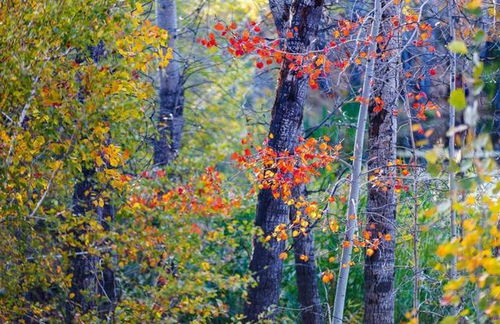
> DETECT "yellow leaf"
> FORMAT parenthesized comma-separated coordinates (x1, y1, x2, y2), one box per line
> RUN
(482, 258, 500, 275)
(465, 0, 482, 9)
(201, 262, 210, 271)
(444, 277, 465, 291)
(135, 3, 144, 15)
(322, 271, 334, 283)
(437, 243, 454, 258)
(448, 41, 468, 55)
(465, 195, 476, 205)
(329, 220, 339, 232)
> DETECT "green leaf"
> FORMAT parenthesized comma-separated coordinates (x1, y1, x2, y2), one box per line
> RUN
(424, 150, 438, 164)
(439, 316, 458, 324)
(427, 163, 441, 176)
(473, 62, 483, 78)
(473, 30, 486, 45)
(341, 102, 360, 120)
(449, 89, 467, 110)
(448, 40, 468, 54)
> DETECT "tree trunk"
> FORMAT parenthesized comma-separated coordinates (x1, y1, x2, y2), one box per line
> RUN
(447, 0, 458, 284)
(244, 1, 324, 321)
(67, 168, 117, 322)
(289, 184, 323, 323)
(293, 232, 323, 323)
(292, 194, 323, 323)
(332, 0, 382, 322)
(66, 43, 117, 323)
(363, 1, 400, 322)
(154, 0, 184, 167)
(268, 1, 323, 322)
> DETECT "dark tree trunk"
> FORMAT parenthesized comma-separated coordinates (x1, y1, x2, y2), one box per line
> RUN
(154, 0, 184, 167)
(270, 1, 323, 322)
(66, 43, 117, 323)
(293, 232, 323, 323)
(291, 185, 323, 324)
(363, 2, 399, 323)
(244, 1, 324, 322)
(67, 168, 117, 323)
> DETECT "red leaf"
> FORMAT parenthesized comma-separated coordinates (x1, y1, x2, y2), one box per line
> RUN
(214, 22, 225, 31)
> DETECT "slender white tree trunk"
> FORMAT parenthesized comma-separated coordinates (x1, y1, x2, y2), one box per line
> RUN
(155, 0, 184, 167)
(332, 0, 383, 322)
(448, 0, 458, 282)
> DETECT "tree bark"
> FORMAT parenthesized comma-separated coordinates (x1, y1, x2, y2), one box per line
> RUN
(363, 1, 400, 322)
(68, 168, 117, 321)
(447, 0, 458, 284)
(289, 184, 323, 323)
(66, 43, 117, 323)
(268, 1, 323, 322)
(332, 0, 382, 322)
(244, 1, 324, 322)
(292, 194, 323, 323)
(154, 0, 184, 167)
(293, 232, 323, 323)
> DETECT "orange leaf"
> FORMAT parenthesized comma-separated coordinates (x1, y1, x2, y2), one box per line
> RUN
(214, 22, 225, 31)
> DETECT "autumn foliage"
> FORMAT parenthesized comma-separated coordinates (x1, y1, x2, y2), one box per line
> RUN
(0, 0, 498, 323)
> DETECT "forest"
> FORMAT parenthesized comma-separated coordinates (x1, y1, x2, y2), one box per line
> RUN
(0, 0, 498, 323)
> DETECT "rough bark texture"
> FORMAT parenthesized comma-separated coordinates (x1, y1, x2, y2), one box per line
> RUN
(67, 170, 118, 322)
(68, 169, 118, 322)
(154, 0, 184, 167)
(268, 0, 292, 39)
(290, 186, 325, 324)
(268, 1, 324, 322)
(291, 186, 323, 324)
(293, 232, 323, 323)
(363, 2, 399, 323)
(244, 1, 324, 322)
(66, 43, 117, 322)
(332, 0, 382, 321)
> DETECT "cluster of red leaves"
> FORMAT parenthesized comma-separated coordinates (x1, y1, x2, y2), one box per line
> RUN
(268, 197, 323, 245)
(231, 134, 342, 251)
(407, 91, 439, 120)
(199, 15, 438, 92)
(360, 228, 393, 257)
(354, 95, 398, 116)
(368, 159, 419, 193)
(402, 18, 442, 120)
(411, 19, 436, 50)
(325, 215, 393, 258)
(199, 18, 442, 124)
(128, 167, 240, 218)
(231, 134, 341, 201)
(198, 19, 366, 90)
(373, 96, 385, 113)
(356, 88, 438, 120)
